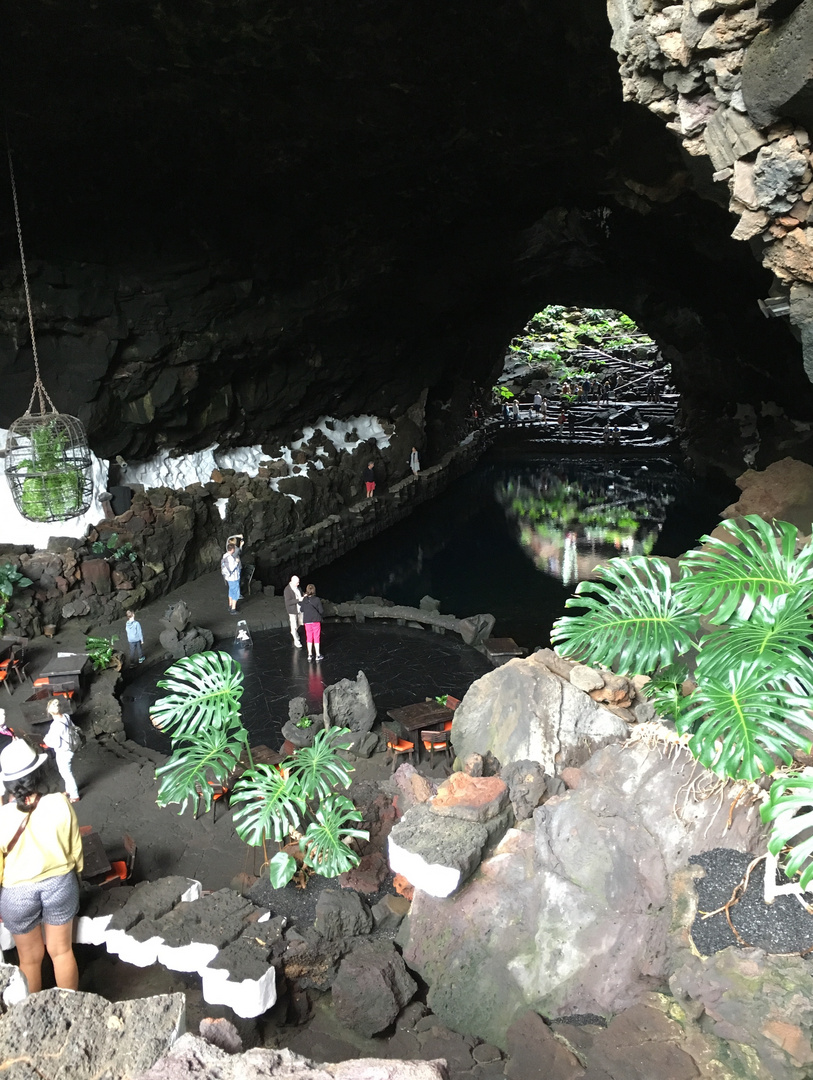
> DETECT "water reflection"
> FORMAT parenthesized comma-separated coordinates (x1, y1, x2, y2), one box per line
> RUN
(496, 460, 679, 585)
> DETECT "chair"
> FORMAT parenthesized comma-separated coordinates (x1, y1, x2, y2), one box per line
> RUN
(420, 728, 452, 767)
(383, 726, 415, 772)
(98, 834, 137, 889)
(0, 670, 12, 697)
(195, 779, 230, 823)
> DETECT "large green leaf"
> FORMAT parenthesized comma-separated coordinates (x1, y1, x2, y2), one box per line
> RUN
(287, 726, 354, 801)
(680, 662, 813, 781)
(679, 516, 813, 624)
(761, 771, 813, 889)
(155, 719, 245, 816)
(300, 794, 369, 878)
(151, 651, 244, 739)
(230, 764, 306, 845)
(695, 591, 813, 684)
(267, 851, 297, 889)
(551, 556, 698, 671)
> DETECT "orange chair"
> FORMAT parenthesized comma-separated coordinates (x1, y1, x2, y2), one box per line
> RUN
(99, 834, 137, 889)
(383, 726, 415, 772)
(195, 779, 230, 822)
(0, 670, 12, 697)
(443, 719, 453, 731)
(420, 728, 452, 767)
(33, 677, 50, 689)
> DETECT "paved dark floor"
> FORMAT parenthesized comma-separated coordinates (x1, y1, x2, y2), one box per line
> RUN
(121, 622, 491, 753)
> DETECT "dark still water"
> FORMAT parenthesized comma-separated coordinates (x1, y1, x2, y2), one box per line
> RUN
(313, 451, 737, 650)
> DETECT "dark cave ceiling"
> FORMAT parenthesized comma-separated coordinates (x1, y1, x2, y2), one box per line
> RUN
(0, 0, 810, 470)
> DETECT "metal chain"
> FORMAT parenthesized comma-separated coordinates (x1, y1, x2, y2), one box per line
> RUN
(7, 145, 54, 415)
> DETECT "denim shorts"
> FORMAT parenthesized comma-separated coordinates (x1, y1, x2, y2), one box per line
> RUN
(227, 579, 240, 601)
(0, 870, 80, 935)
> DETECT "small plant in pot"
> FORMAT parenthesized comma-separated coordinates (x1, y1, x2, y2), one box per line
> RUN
(152, 651, 368, 889)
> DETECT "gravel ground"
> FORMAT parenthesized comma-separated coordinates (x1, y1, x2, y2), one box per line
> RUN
(690, 848, 813, 955)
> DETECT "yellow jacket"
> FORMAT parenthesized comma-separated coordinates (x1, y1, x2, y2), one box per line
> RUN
(0, 793, 83, 887)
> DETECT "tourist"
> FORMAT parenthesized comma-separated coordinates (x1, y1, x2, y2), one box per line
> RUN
(612, 424, 621, 444)
(558, 408, 566, 433)
(220, 534, 243, 614)
(603, 422, 611, 443)
(124, 609, 144, 665)
(364, 460, 376, 498)
(409, 447, 421, 476)
(283, 574, 304, 648)
(0, 740, 83, 992)
(539, 397, 547, 421)
(582, 377, 591, 403)
(42, 699, 80, 804)
(511, 400, 520, 422)
(533, 391, 542, 416)
(300, 583, 325, 662)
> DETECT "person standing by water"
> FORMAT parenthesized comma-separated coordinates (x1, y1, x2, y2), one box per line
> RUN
(283, 574, 304, 648)
(220, 535, 243, 615)
(300, 584, 325, 662)
(364, 460, 376, 498)
(409, 447, 421, 476)
(124, 609, 145, 665)
(42, 699, 80, 804)
(0, 739, 83, 992)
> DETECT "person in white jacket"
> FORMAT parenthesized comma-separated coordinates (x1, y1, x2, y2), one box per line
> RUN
(409, 447, 421, 476)
(42, 699, 80, 803)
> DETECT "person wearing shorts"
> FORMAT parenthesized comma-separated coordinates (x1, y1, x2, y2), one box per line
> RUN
(0, 740, 83, 992)
(220, 536, 243, 614)
(300, 583, 325, 662)
(364, 461, 376, 498)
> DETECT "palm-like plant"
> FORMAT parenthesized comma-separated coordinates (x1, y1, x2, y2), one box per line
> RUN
(152, 650, 368, 887)
(150, 651, 244, 738)
(551, 514, 813, 887)
(156, 719, 247, 816)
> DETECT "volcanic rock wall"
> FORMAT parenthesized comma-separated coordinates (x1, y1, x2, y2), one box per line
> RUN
(607, 0, 813, 375)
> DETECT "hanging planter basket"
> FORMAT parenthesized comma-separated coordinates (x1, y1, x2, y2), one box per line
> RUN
(5, 413, 93, 522)
(3, 145, 94, 523)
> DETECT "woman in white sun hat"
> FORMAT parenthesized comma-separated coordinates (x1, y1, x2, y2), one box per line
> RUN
(0, 739, 83, 991)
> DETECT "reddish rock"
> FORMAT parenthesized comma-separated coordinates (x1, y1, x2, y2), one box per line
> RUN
(393, 874, 414, 901)
(560, 767, 582, 789)
(338, 851, 389, 893)
(505, 1010, 582, 1080)
(430, 772, 509, 823)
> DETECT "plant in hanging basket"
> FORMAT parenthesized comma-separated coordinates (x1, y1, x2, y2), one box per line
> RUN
(7, 417, 90, 523)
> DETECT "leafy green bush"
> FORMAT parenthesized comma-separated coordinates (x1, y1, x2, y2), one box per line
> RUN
(154, 651, 368, 887)
(551, 515, 813, 884)
(91, 532, 138, 562)
(85, 635, 119, 672)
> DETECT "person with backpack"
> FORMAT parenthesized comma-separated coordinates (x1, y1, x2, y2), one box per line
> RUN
(220, 535, 243, 614)
(42, 699, 81, 803)
(0, 739, 83, 992)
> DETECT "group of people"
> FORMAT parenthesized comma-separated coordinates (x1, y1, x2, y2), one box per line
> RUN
(283, 575, 325, 662)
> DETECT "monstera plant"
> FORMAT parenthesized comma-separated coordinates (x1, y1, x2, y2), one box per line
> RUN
(153, 651, 367, 886)
(551, 515, 813, 886)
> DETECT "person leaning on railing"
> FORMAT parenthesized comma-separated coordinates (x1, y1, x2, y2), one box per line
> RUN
(0, 739, 83, 992)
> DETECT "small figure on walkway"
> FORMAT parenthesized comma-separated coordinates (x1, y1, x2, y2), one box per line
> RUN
(603, 422, 611, 443)
(43, 699, 80, 803)
(0, 739, 83, 992)
(220, 535, 243, 615)
(533, 391, 542, 416)
(284, 574, 304, 648)
(612, 425, 621, 444)
(502, 401, 511, 422)
(124, 609, 144, 665)
(511, 400, 520, 423)
(409, 447, 421, 476)
(364, 460, 376, 498)
(539, 396, 547, 421)
(558, 408, 566, 433)
(300, 583, 325, 662)
(582, 377, 591, 403)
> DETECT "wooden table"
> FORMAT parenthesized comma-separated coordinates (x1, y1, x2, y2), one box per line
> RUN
(79, 825, 112, 881)
(39, 654, 90, 681)
(386, 702, 452, 736)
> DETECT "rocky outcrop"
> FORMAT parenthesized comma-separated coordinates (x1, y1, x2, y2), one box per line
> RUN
(720, 454, 813, 528)
(401, 739, 765, 1047)
(607, 0, 813, 382)
(450, 649, 633, 775)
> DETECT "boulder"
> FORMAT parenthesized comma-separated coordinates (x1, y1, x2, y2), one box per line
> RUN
(0, 988, 185, 1079)
(569, 664, 604, 691)
(389, 802, 508, 897)
(140, 1032, 448, 1079)
(458, 612, 496, 646)
(501, 760, 549, 821)
(371, 893, 411, 930)
(392, 763, 438, 813)
(742, 0, 813, 132)
(314, 889, 373, 941)
(451, 651, 629, 775)
(281, 718, 317, 748)
(337, 851, 389, 893)
(723, 457, 813, 532)
(429, 772, 510, 823)
(331, 940, 418, 1037)
(322, 670, 376, 733)
(401, 740, 765, 1047)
